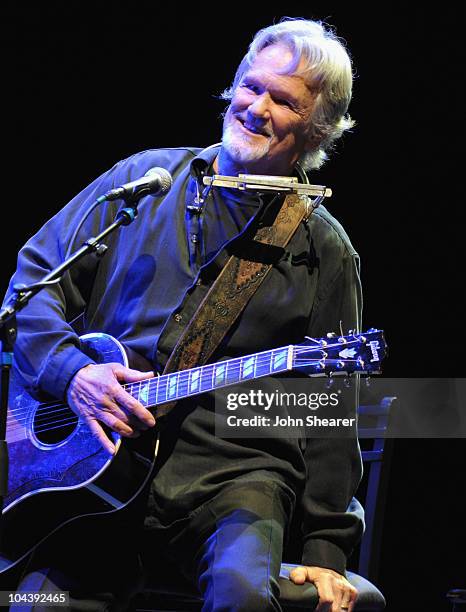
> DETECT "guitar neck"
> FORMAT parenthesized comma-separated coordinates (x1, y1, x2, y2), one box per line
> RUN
(118, 330, 386, 410)
(123, 345, 294, 409)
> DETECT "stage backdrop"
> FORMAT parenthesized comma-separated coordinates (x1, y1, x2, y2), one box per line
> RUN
(5, 4, 464, 609)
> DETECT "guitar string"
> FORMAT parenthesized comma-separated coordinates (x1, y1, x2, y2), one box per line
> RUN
(6, 338, 361, 422)
(6, 358, 362, 435)
(6, 354, 362, 430)
(5, 347, 329, 421)
(11, 364, 360, 437)
(5, 341, 360, 423)
(5, 352, 363, 429)
(5, 349, 353, 425)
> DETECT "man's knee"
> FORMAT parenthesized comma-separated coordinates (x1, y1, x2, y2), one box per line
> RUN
(199, 567, 279, 612)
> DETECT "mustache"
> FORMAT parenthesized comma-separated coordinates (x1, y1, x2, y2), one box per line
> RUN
(234, 113, 273, 138)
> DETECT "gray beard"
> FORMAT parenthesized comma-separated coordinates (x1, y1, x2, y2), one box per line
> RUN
(222, 124, 272, 165)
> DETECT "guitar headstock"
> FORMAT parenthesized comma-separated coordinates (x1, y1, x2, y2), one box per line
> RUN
(293, 329, 387, 377)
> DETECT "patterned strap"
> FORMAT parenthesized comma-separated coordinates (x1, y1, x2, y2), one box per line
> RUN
(157, 193, 312, 418)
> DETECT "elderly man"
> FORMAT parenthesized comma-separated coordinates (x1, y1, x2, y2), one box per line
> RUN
(6, 18, 363, 612)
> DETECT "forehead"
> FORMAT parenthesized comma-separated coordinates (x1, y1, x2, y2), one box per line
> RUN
(242, 44, 312, 98)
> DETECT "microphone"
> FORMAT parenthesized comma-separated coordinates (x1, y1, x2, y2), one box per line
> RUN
(100, 167, 173, 202)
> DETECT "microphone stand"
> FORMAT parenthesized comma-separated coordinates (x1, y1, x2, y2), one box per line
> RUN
(0, 200, 144, 546)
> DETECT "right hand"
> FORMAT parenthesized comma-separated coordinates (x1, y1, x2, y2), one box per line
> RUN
(66, 362, 156, 455)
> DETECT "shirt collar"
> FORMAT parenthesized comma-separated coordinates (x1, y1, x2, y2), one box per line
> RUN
(189, 143, 222, 180)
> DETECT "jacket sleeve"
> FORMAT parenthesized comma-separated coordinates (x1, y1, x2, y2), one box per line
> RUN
(2, 161, 126, 401)
(300, 248, 365, 575)
(4, 147, 199, 401)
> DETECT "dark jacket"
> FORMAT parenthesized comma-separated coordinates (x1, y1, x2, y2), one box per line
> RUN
(4, 145, 364, 574)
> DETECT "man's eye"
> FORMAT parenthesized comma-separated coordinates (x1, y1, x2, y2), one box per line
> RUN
(242, 83, 259, 93)
(277, 99, 293, 108)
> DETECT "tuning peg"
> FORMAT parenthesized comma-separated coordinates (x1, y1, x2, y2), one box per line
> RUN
(365, 377, 371, 387)
(326, 377, 335, 389)
(304, 336, 320, 344)
(326, 332, 337, 338)
(344, 377, 351, 388)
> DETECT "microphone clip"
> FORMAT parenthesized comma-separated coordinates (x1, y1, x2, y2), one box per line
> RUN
(188, 159, 211, 215)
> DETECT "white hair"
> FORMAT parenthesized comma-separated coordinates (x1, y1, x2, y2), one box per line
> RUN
(221, 18, 355, 170)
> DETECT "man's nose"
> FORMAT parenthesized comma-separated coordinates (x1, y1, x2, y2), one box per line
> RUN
(247, 93, 271, 119)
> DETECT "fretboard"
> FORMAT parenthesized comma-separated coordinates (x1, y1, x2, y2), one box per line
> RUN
(123, 345, 293, 409)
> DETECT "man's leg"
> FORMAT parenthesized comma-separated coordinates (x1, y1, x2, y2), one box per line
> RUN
(167, 479, 294, 612)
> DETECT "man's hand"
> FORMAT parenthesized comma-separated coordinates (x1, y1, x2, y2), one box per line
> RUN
(289, 566, 358, 612)
(66, 362, 156, 455)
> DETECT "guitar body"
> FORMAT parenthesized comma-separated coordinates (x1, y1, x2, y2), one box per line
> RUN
(1, 333, 157, 580)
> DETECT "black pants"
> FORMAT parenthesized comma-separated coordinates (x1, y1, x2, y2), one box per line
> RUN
(13, 479, 294, 612)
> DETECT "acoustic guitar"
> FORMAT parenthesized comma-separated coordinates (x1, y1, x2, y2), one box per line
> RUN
(0, 328, 386, 578)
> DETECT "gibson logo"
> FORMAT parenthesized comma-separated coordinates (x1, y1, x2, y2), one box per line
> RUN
(369, 341, 380, 362)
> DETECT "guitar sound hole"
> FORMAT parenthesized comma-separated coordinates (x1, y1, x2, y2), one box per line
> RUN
(32, 403, 79, 446)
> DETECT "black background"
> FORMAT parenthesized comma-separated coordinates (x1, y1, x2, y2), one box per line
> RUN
(4, 3, 464, 609)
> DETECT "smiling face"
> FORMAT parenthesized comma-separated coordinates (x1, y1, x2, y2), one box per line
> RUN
(219, 44, 317, 176)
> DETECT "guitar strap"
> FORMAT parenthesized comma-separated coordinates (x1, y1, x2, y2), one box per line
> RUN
(156, 192, 316, 418)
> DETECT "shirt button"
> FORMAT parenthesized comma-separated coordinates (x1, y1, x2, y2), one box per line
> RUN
(174, 314, 183, 323)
